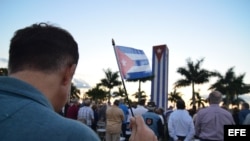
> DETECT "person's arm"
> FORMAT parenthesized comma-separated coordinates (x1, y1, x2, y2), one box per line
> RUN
(184, 117, 195, 141)
(168, 114, 178, 141)
(129, 115, 158, 141)
(194, 112, 201, 139)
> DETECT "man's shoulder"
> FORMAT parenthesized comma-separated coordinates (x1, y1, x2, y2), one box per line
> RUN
(169, 110, 188, 117)
(108, 106, 121, 111)
(135, 105, 147, 110)
(79, 106, 86, 109)
(143, 111, 159, 117)
(1, 110, 100, 141)
(79, 106, 91, 110)
(198, 107, 210, 113)
(240, 109, 250, 114)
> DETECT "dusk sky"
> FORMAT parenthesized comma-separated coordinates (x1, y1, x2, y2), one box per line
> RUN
(1, 0, 250, 105)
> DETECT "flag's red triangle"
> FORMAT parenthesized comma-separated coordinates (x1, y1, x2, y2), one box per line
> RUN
(116, 48, 134, 77)
(153, 45, 166, 62)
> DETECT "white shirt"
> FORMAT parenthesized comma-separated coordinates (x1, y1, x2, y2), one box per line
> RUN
(168, 109, 195, 141)
(133, 105, 148, 116)
(127, 107, 136, 123)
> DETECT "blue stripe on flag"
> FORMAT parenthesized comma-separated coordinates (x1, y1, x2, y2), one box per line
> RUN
(126, 71, 153, 80)
(162, 52, 166, 108)
(134, 59, 149, 66)
(116, 46, 144, 54)
(156, 58, 161, 106)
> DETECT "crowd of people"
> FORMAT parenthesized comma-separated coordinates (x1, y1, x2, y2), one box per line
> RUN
(62, 98, 163, 141)
(1, 22, 250, 141)
(62, 91, 250, 141)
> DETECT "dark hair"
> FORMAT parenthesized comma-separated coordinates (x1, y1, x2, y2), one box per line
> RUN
(83, 99, 91, 106)
(8, 23, 79, 74)
(176, 99, 185, 109)
(242, 102, 249, 109)
(92, 104, 97, 111)
(139, 99, 146, 105)
(114, 100, 120, 106)
(147, 101, 156, 111)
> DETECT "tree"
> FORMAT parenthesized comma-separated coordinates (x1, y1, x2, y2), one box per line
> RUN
(112, 87, 134, 105)
(70, 83, 81, 100)
(112, 86, 126, 98)
(209, 67, 250, 107)
(99, 68, 122, 103)
(189, 91, 207, 109)
(168, 89, 183, 106)
(126, 75, 154, 102)
(0, 68, 8, 76)
(174, 58, 215, 111)
(222, 97, 246, 106)
(132, 90, 148, 100)
(85, 84, 108, 103)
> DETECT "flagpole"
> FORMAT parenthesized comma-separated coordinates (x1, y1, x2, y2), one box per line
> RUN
(112, 38, 134, 117)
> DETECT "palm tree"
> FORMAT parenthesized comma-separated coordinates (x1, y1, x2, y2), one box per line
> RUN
(209, 67, 250, 107)
(174, 58, 215, 111)
(126, 75, 154, 102)
(99, 68, 122, 103)
(70, 83, 81, 100)
(233, 98, 247, 106)
(168, 89, 183, 106)
(112, 86, 126, 98)
(112, 87, 135, 105)
(85, 84, 108, 103)
(132, 90, 148, 100)
(232, 72, 250, 103)
(189, 92, 207, 109)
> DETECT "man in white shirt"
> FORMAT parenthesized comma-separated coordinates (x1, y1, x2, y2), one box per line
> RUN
(133, 99, 148, 116)
(168, 99, 195, 141)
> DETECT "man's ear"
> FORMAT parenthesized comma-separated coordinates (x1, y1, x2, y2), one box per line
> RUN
(62, 64, 77, 85)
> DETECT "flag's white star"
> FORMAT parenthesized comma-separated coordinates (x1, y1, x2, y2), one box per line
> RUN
(157, 48, 162, 54)
(121, 59, 127, 66)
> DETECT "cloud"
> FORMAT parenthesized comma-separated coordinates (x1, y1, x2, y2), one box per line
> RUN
(0, 58, 8, 63)
(0, 58, 8, 67)
(72, 78, 91, 88)
(239, 94, 250, 103)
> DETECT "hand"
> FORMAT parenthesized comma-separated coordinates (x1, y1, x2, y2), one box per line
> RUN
(129, 115, 158, 141)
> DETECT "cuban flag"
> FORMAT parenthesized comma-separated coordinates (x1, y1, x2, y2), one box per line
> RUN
(114, 45, 152, 80)
(151, 44, 169, 110)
